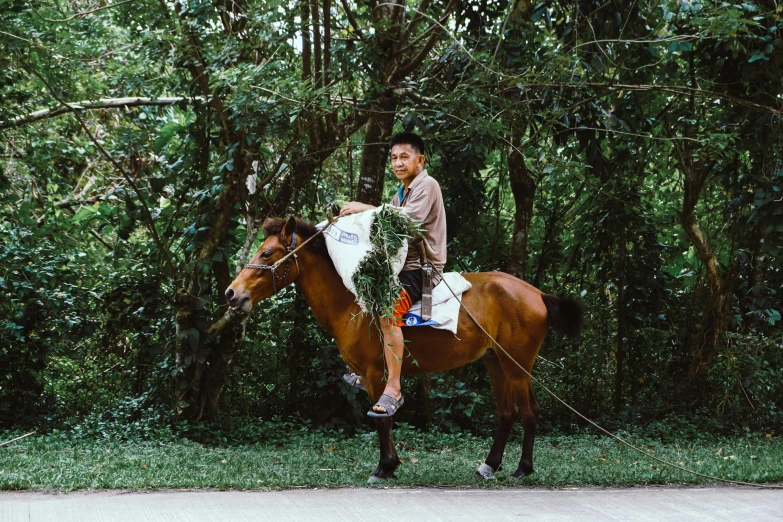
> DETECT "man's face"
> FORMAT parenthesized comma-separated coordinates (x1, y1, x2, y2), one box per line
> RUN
(390, 143, 425, 185)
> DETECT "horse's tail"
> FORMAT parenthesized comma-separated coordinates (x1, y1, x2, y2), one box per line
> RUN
(541, 294, 584, 341)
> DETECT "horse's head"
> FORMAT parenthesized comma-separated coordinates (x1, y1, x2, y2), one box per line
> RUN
(225, 216, 300, 311)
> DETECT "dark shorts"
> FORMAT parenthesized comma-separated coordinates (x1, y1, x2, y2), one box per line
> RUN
(392, 269, 423, 326)
(398, 269, 423, 304)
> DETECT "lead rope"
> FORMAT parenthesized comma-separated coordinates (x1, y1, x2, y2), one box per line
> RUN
(434, 266, 783, 490)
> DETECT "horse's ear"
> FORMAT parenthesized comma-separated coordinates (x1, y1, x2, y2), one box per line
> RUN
(282, 216, 296, 240)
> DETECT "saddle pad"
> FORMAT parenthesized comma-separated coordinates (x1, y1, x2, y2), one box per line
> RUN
(402, 272, 471, 334)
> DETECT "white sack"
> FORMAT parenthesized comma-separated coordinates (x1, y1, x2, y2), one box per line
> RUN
(318, 206, 408, 312)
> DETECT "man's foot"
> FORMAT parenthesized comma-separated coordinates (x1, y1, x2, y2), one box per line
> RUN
(342, 373, 366, 392)
(367, 393, 404, 418)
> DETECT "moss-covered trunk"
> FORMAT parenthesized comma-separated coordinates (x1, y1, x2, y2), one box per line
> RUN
(505, 125, 536, 279)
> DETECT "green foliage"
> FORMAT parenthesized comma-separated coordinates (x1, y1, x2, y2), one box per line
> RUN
(0, 0, 782, 439)
(0, 218, 101, 423)
(706, 333, 783, 427)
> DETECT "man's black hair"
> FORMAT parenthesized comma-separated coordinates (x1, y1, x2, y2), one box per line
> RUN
(389, 132, 425, 156)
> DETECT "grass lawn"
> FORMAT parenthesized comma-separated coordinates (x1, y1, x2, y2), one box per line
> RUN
(1, 426, 781, 491)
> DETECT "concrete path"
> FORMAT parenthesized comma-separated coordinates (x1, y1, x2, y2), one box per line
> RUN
(2, 487, 782, 521)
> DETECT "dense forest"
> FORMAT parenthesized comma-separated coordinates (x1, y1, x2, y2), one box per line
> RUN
(1, 0, 781, 438)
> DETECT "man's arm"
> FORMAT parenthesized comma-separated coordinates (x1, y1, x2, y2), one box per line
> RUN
(339, 201, 376, 216)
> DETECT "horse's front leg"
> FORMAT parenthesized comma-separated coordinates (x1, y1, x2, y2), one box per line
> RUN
(364, 371, 401, 481)
(371, 417, 400, 481)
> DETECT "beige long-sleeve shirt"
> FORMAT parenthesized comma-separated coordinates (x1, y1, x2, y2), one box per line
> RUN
(390, 169, 447, 274)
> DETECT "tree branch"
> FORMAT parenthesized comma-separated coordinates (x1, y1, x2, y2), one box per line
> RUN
(36, 196, 115, 251)
(158, 0, 231, 134)
(88, 229, 114, 251)
(302, 0, 312, 80)
(54, 183, 125, 209)
(323, 0, 332, 86)
(393, 87, 437, 105)
(1, 97, 199, 129)
(24, 63, 176, 274)
(392, 0, 458, 80)
(398, 0, 431, 46)
(235, 220, 260, 276)
(312, 0, 323, 90)
(339, 0, 365, 40)
(502, 82, 783, 116)
(27, 0, 139, 23)
(207, 306, 249, 336)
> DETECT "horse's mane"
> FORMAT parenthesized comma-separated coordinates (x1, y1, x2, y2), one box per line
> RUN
(262, 217, 329, 258)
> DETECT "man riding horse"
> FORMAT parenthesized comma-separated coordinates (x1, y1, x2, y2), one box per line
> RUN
(339, 132, 446, 417)
(226, 133, 583, 480)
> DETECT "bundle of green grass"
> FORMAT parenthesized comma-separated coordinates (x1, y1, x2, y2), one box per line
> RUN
(351, 205, 420, 320)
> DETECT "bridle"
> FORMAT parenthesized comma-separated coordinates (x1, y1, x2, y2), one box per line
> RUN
(244, 232, 298, 294)
(240, 219, 333, 295)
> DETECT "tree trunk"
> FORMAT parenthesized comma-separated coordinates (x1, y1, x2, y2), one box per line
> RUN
(198, 305, 249, 420)
(173, 110, 371, 421)
(532, 201, 559, 287)
(173, 142, 250, 421)
(0, 301, 46, 425)
(671, 49, 731, 381)
(353, 0, 406, 205)
(614, 221, 626, 414)
(355, 95, 398, 205)
(286, 292, 309, 414)
(505, 125, 536, 279)
(679, 163, 730, 381)
(419, 374, 433, 427)
(682, 208, 729, 380)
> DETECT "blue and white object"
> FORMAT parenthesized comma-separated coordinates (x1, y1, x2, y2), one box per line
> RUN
(402, 272, 471, 334)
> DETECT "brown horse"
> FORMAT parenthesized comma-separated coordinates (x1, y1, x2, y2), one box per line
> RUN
(226, 216, 584, 481)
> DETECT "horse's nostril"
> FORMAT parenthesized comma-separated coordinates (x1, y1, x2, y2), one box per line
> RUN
(225, 288, 235, 300)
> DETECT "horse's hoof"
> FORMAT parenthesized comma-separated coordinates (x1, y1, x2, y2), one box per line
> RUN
(368, 472, 397, 483)
(510, 469, 533, 480)
(474, 463, 496, 480)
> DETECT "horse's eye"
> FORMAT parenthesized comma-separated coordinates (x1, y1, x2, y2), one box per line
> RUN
(261, 251, 271, 259)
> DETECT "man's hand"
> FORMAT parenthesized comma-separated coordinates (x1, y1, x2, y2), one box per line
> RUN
(339, 201, 375, 216)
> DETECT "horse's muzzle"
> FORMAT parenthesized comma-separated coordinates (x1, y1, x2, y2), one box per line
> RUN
(225, 287, 251, 311)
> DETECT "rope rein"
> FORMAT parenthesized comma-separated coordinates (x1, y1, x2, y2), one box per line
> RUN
(434, 266, 783, 490)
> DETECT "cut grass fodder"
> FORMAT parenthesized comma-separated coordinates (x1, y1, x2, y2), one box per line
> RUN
(351, 205, 419, 319)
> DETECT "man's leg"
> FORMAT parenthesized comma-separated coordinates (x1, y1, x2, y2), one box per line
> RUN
(372, 317, 405, 414)
(368, 278, 419, 415)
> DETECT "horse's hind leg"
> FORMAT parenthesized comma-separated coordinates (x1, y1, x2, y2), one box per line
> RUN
(476, 350, 518, 479)
(492, 346, 540, 479)
(511, 377, 539, 479)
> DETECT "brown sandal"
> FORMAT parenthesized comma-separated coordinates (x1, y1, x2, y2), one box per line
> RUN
(342, 373, 366, 392)
(367, 394, 404, 418)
